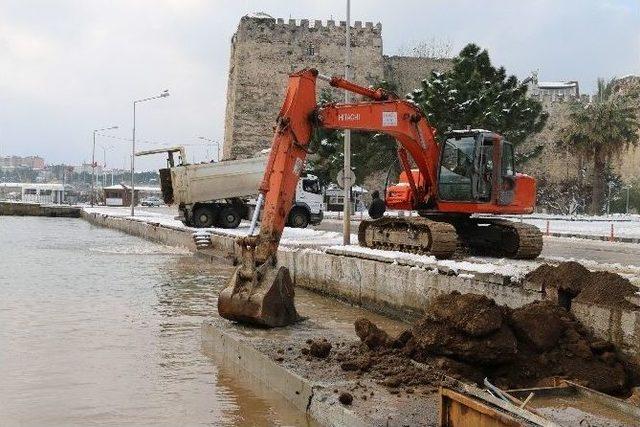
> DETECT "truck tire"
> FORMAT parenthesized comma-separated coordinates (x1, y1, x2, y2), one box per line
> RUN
(288, 207, 309, 228)
(193, 206, 216, 228)
(218, 206, 241, 229)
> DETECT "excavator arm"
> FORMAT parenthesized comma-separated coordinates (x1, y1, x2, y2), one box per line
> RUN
(218, 68, 441, 327)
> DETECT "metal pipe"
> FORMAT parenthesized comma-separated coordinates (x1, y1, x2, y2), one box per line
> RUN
(248, 192, 264, 236)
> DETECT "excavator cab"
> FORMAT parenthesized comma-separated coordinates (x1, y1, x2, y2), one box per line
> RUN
(438, 130, 516, 205)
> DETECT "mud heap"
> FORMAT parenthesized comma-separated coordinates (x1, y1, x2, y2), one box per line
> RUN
(525, 261, 638, 309)
(343, 292, 636, 395)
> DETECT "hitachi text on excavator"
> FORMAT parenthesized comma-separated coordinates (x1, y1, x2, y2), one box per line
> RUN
(217, 68, 543, 327)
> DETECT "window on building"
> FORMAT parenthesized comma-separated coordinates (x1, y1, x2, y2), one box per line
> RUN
(307, 44, 315, 56)
(24, 189, 37, 195)
(40, 190, 52, 196)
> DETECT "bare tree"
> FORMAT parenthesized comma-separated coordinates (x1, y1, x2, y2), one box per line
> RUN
(397, 38, 452, 59)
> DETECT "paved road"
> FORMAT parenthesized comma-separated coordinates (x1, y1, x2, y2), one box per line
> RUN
(313, 219, 640, 269)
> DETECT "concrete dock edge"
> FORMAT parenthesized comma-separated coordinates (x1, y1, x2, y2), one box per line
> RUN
(201, 320, 371, 427)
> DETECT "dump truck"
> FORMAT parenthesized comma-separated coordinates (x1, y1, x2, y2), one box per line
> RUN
(136, 146, 324, 228)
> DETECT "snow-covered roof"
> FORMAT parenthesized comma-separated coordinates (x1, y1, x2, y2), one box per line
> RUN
(103, 184, 160, 192)
(538, 81, 578, 89)
(448, 129, 494, 134)
(0, 182, 63, 190)
(246, 12, 274, 19)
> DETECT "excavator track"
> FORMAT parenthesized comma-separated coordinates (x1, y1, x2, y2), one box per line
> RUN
(448, 218, 543, 260)
(358, 217, 458, 259)
(358, 217, 543, 260)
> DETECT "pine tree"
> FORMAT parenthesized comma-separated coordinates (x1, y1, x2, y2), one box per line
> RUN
(409, 44, 548, 159)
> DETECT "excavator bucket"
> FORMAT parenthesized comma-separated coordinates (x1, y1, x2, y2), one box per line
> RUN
(218, 236, 300, 327)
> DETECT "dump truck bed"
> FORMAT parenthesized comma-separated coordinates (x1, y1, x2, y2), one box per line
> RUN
(169, 156, 267, 205)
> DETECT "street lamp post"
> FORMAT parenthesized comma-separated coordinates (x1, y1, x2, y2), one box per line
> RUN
(342, 0, 352, 245)
(91, 126, 118, 207)
(131, 90, 169, 216)
(198, 136, 220, 162)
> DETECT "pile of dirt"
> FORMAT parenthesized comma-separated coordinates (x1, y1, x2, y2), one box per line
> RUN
(574, 271, 638, 308)
(301, 338, 332, 359)
(525, 262, 638, 309)
(342, 292, 636, 395)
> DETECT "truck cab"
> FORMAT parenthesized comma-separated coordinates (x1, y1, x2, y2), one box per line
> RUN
(286, 174, 324, 228)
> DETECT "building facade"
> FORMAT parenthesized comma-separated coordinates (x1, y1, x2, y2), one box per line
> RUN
(0, 156, 45, 170)
(223, 15, 453, 160)
(522, 73, 640, 185)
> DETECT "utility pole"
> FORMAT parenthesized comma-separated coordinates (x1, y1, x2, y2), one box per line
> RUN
(131, 90, 169, 216)
(342, 0, 352, 245)
(92, 126, 118, 207)
(626, 185, 632, 214)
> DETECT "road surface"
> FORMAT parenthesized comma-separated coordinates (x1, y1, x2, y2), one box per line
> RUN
(313, 219, 640, 269)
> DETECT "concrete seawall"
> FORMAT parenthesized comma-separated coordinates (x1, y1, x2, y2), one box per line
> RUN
(81, 211, 640, 361)
(1, 201, 81, 217)
(82, 211, 544, 319)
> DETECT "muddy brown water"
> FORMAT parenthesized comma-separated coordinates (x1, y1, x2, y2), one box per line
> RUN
(0, 217, 322, 426)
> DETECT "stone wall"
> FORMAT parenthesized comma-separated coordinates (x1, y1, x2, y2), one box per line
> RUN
(223, 16, 453, 160)
(382, 55, 453, 97)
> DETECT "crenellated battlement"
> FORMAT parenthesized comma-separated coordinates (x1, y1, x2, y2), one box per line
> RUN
(239, 14, 382, 34)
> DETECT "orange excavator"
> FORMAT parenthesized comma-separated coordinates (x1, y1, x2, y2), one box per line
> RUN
(218, 68, 542, 327)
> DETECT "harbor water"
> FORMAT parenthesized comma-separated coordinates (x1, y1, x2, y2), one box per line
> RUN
(0, 216, 310, 426)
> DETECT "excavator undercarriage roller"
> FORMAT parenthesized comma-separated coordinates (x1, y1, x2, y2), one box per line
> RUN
(358, 217, 543, 260)
(450, 218, 543, 259)
(358, 217, 458, 259)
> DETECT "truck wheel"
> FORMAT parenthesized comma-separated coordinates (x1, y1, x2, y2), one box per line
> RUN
(288, 207, 309, 228)
(218, 207, 241, 229)
(193, 206, 216, 228)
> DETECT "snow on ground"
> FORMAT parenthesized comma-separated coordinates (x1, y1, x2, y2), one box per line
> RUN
(83, 206, 188, 229)
(512, 216, 640, 239)
(83, 206, 355, 247)
(326, 245, 533, 282)
(84, 206, 640, 281)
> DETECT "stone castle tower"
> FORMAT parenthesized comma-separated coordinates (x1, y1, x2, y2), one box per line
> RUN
(223, 15, 453, 159)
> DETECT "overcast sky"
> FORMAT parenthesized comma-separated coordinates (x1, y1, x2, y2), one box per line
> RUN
(1, 0, 638, 170)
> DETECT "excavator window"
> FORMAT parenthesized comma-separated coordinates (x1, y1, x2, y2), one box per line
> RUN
(438, 137, 475, 200)
(502, 142, 515, 176)
(475, 140, 494, 201)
